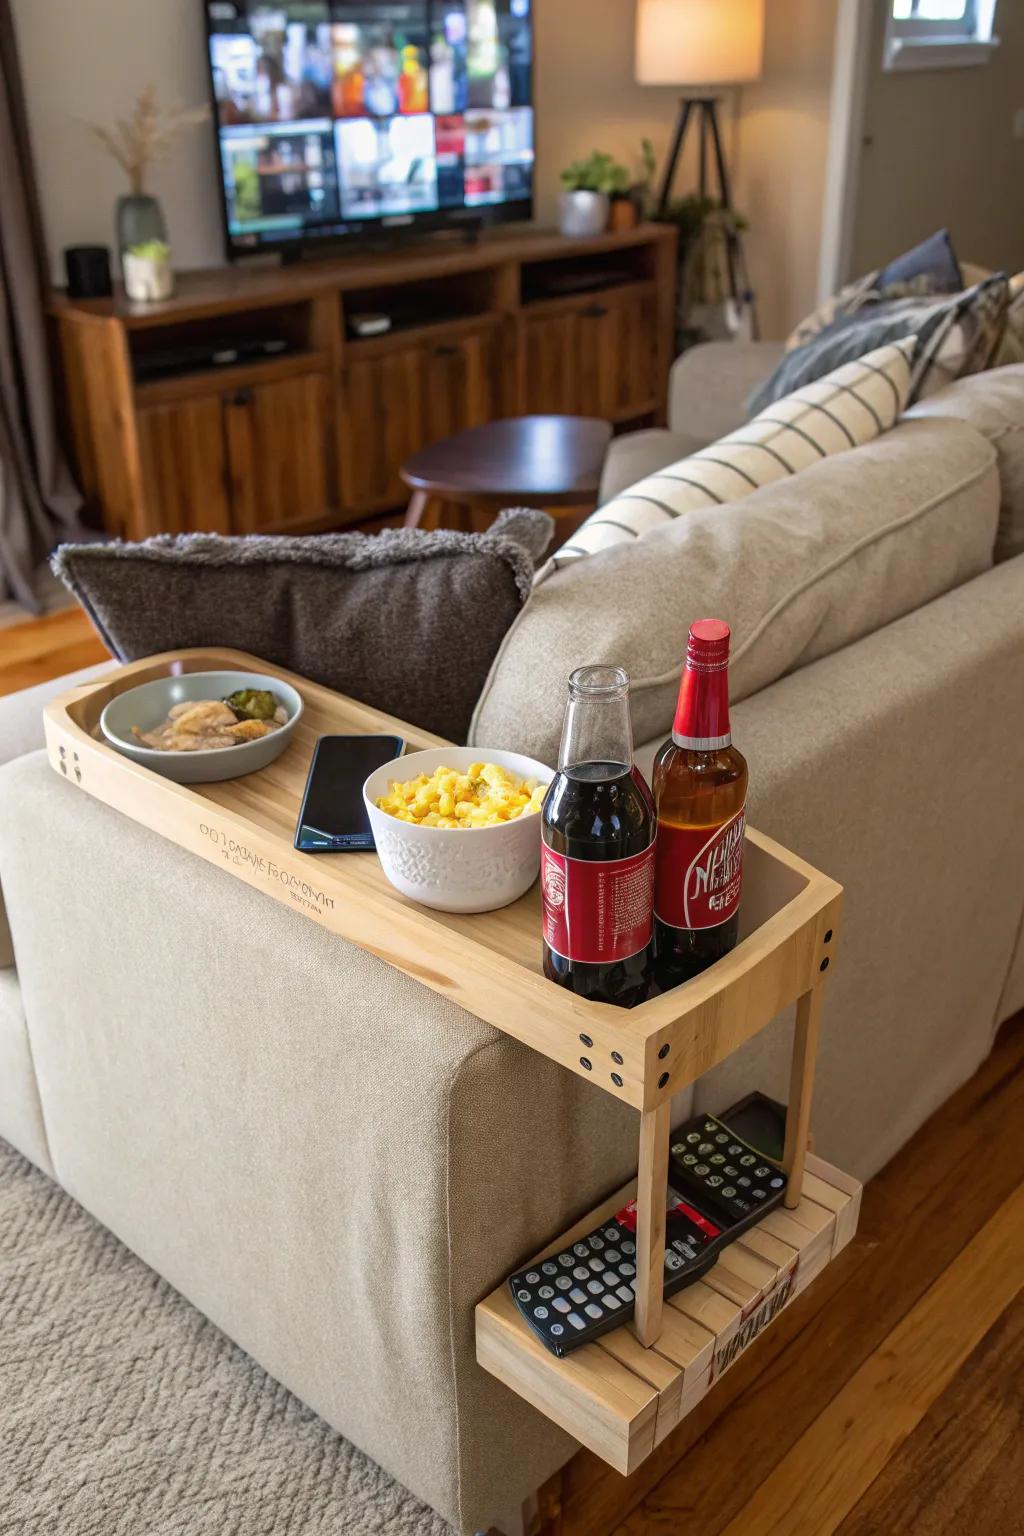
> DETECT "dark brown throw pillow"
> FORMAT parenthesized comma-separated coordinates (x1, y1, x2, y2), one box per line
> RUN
(52, 509, 552, 743)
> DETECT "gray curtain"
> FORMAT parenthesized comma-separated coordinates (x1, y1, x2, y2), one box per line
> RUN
(0, 0, 84, 612)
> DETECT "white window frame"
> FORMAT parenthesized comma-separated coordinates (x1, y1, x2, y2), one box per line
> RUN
(883, 0, 1000, 71)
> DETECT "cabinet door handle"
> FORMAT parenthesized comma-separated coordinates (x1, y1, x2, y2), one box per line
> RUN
(581, 305, 609, 319)
(231, 388, 253, 407)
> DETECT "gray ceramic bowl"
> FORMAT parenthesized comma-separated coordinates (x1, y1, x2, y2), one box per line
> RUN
(100, 670, 303, 784)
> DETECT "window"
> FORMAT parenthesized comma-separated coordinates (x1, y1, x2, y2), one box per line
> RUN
(884, 0, 999, 70)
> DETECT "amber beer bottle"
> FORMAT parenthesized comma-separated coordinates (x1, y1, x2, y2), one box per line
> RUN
(653, 620, 748, 988)
(541, 666, 655, 1008)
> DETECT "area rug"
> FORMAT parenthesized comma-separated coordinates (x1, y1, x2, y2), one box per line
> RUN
(0, 1138, 454, 1535)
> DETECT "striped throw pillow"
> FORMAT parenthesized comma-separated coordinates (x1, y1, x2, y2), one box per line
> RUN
(544, 337, 915, 575)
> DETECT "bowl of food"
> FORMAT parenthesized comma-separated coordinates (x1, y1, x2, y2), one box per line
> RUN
(364, 747, 554, 913)
(100, 670, 303, 785)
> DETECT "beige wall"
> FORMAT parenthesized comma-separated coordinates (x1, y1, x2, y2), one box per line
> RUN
(851, 0, 1024, 276)
(13, 0, 836, 339)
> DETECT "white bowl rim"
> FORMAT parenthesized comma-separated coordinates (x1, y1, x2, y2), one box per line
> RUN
(100, 670, 303, 763)
(363, 747, 554, 839)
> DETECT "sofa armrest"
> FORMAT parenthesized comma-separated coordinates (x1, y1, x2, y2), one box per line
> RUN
(599, 427, 709, 505)
(0, 661, 112, 967)
(668, 340, 787, 441)
(0, 751, 637, 1531)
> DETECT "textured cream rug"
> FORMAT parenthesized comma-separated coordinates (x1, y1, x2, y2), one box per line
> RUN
(0, 1139, 453, 1535)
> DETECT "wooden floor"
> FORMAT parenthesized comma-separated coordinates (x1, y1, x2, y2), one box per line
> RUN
(0, 607, 109, 698)
(6, 608, 1024, 1536)
(535, 1012, 1024, 1536)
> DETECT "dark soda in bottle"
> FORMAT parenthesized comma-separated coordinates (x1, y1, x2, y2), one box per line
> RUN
(541, 666, 656, 1008)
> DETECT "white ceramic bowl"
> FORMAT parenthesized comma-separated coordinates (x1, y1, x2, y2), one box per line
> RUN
(100, 670, 303, 785)
(363, 747, 555, 914)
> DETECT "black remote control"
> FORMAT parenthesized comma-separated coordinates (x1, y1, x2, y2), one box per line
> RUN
(507, 1113, 789, 1357)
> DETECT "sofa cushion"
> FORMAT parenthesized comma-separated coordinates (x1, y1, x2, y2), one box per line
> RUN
(753, 275, 1010, 415)
(470, 419, 998, 764)
(906, 365, 1024, 562)
(546, 339, 914, 573)
(51, 511, 553, 745)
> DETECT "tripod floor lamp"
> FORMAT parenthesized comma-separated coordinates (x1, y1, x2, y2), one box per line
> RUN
(636, 0, 764, 335)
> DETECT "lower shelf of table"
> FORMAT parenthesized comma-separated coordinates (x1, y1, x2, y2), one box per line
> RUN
(475, 1153, 861, 1476)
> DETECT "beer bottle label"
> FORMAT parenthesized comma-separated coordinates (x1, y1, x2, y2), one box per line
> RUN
(654, 808, 746, 931)
(541, 841, 655, 965)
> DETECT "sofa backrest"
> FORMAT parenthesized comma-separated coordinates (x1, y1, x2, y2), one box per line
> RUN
(906, 363, 1024, 563)
(469, 418, 998, 764)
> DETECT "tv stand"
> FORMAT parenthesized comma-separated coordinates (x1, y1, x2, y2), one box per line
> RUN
(50, 222, 677, 542)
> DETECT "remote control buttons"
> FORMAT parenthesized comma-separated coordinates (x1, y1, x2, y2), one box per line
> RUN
(621, 1240, 636, 1255)
(620, 1261, 635, 1276)
(516, 1289, 531, 1302)
(698, 1142, 714, 1155)
(553, 1298, 571, 1313)
(568, 1313, 585, 1330)
(605, 1249, 620, 1263)
(525, 1271, 540, 1283)
(556, 1276, 572, 1290)
(603, 1293, 622, 1310)
(570, 1287, 587, 1304)
(722, 1186, 737, 1199)
(573, 1266, 589, 1280)
(558, 1254, 574, 1267)
(602, 1227, 620, 1242)
(715, 1133, 729, 1144)
(755, 1166, 771, 1179)
(682, 1153, 698, 1166)
(706, 1174, 723, 1187)
(737, 1176, 751, 1187)
(588, 1257, 605, 1272)
(740, 1154, 757, 1167)
(550, 1324, 564, 1337)
(533, 1306, 548, 1320)
(542, 1261, 558, 1275)
(686, 1131, 700, 1144)
(573, 1242, 588, 1258)
(586, 1280, 603, 1295)
(770, 1177, 785, 1188)
(695, 1163, 710, 1177)
(671, 1143, 686, 1157)
(584, 1304, 602, 1319)
(538, 1285, 554, 1299)
(752, 1189, 766, 1200)
(588, 1235, 604, 1250)
(665, 1252, 684, 1270)
(724, 1165, 738, 1177)
(703, 1121, 717, 1133)
(710, 1153, 726, 1165)
(728, 1143, 743, 1156)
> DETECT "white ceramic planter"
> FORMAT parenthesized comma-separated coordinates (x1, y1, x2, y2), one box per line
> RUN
(559, 190, 610, 239)
(123, 253, 175, 303)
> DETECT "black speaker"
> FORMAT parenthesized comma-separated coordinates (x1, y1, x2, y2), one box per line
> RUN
(64, 245, 113, 300)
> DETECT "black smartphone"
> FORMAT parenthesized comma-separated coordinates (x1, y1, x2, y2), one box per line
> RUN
(295, 734, 405, 853)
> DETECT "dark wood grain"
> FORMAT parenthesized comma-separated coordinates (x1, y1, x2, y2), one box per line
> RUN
(401, 415, 612, 503)
(551, 1015, 1024, 1536)
(837, 1293, 1024, 1536)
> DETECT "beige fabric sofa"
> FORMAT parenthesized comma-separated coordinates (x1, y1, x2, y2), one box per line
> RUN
(1, 349, 1023, 1536)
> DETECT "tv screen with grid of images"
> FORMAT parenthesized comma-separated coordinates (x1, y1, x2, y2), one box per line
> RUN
(203, 0, 534, 255)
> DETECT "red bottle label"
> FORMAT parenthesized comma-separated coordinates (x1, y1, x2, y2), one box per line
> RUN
(654, 808, 746, 931)
(541, 841, 655, 965)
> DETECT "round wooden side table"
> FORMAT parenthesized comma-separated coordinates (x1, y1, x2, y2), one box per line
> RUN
(400, 415, 613, 531)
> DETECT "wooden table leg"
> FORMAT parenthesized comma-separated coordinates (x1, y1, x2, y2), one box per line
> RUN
(403, 490, 430, 530)
(633, 1100, 671, 1347)
(783, 985, 823, 1208)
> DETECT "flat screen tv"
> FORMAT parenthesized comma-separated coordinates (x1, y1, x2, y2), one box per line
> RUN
(202, 1, 535, 259)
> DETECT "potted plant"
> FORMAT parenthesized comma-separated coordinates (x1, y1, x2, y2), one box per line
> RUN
(87, 85, 208, 271)
(122, 240, 174, 304)
(559, 151, 630, 239)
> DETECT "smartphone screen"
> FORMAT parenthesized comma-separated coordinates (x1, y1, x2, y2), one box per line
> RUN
(295, 735, 404, 852)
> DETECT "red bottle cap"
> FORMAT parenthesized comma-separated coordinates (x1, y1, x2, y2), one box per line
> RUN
(673, 619, 732, 748)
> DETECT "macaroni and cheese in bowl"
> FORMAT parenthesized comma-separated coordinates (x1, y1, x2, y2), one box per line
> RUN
(363, 747, 554, 913)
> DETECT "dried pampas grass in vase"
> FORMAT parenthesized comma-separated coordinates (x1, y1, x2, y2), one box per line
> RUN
(88, 83, 209, 289)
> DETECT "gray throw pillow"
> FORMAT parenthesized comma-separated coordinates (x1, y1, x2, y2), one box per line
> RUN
(52, 509, 553, 744)
(750, 274, 1010, 415)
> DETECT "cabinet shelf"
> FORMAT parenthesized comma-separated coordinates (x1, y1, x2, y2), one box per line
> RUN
(476, 1155, 861, 1474)
(133, 348, 332, 405)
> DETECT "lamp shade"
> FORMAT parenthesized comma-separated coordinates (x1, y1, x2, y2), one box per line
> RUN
(636, 0, 765, 85)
